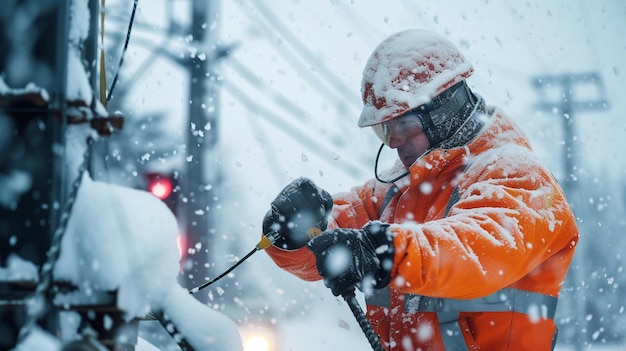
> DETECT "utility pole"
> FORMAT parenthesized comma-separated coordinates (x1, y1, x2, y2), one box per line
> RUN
(180, 0, 222, 303)
(0, 1, 69, 347)
(1, 1, 136, 349)
(532, 72, 608, 349)
(532, 73, 608, 192)
(99, 0, 228, 304)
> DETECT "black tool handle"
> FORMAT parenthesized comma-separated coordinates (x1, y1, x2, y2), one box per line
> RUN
(342, 290, 386, 351)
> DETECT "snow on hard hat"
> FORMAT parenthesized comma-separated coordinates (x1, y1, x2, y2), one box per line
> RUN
(358, 29, 474, 128)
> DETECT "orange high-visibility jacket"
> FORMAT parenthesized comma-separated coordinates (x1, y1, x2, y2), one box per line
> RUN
(266, 109, 578, 350)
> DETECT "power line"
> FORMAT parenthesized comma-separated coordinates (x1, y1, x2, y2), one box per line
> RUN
(226, 57, 352, 146)
(227, 57, 311, 122)
(335, 1, 386, 47)
(250, 0, 360, 102)
(239, 1, 361, 108)
(105, 0, 139, 103)
(107, 37, 174, 100)
(221, 79, 369, 179)
(231, 2, 378, 167)
(242, 108, 290, 186)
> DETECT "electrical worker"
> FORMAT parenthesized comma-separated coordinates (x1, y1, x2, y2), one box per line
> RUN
(262, 29, 578, 350)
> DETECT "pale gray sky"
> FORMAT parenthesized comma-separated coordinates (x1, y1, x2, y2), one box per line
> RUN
(114, 0, 625, 191)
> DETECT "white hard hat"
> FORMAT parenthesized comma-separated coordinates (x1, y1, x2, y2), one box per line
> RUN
(358, 29, 474, 128)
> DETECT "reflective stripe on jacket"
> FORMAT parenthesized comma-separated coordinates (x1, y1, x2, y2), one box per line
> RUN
(265, 109, 578, 350)
(365, 286, 558, 350)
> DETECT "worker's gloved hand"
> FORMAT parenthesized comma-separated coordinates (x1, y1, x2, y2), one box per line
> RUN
(307, 222, 394, 296)
(263, 177, 334, 250)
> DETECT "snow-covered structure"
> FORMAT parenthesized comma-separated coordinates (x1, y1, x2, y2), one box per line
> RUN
(1, 1, 242, 350)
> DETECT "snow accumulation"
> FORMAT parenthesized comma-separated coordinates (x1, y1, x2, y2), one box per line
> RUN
(12, 126, 243, 350)
(358, 29, 473, 127)
(5, 0, 243, 348)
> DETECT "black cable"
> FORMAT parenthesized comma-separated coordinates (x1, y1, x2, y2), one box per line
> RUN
(374, 143, 409, 184)
(106, 0, 138, 102)
(188, 247, 258, 294)
(185, 232, 386, 351)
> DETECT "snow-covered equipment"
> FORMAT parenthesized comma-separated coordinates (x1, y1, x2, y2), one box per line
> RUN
(1, 1, 243, 350)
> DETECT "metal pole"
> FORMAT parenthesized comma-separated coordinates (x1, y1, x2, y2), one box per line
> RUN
(182, 0, 221, 304)
(532, 73, 608, 350)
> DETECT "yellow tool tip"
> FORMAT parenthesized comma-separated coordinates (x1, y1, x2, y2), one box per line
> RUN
(307, 227, 322, 239)
(256, 236, 273, 250)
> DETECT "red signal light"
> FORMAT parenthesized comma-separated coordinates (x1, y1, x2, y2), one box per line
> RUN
(148, 178, 173, 200)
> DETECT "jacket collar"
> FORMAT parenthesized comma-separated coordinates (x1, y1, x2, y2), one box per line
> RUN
(402, 110, 525, 187)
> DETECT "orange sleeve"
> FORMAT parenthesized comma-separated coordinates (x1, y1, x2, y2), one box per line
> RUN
(390, 149, 578, 299)
(264, 180, 384, 282)
(264, 245, 322, 281)
(330, 180, 383, 228)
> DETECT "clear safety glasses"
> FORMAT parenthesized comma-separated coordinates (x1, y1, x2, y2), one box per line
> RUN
(371, 82, 468, 146)
(371, 112, 425, 146)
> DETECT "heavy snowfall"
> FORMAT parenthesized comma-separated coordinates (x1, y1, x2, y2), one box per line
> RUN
(1, 0, 625, 350)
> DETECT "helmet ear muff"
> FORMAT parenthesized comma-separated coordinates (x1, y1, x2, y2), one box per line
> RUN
(421, 81, 467, 146)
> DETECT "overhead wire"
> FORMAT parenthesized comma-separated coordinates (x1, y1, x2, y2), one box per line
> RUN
(224, 24, 361, 143)
(106, 0, 139, 103)
(241, 106, 289, 186)
(224, 59, 357, 184)
(108, 36, 174, 99)
(227, 58, 312, 122)
(216, 1, 375, 182)
(229, 1, 389, 180)
(250, 1, 361, 103)
(576, 0, 606, 77)
(335, 1, 386, 47)
(226, 57, 352, 146)
(220, 79, 369, 178)
(99, 1, 371, 212)
(236, 1, 361, 111)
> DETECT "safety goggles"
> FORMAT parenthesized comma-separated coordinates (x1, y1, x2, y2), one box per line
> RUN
(371, 82, 469, 146)
(371, 108, 427, 146)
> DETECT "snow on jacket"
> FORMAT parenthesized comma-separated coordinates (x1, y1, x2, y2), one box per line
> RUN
(265, 109, 578, 350)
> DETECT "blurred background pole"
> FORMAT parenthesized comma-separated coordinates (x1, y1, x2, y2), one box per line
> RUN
(181, 0, 222, 304)
(532, 72, 608, 350)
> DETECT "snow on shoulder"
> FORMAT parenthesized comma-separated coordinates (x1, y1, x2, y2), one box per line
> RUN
(53, 172, 242, 350)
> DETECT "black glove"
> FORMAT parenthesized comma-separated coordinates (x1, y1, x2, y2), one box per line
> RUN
(262, 177, 334, 250)
(306, 222, 394, 296)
